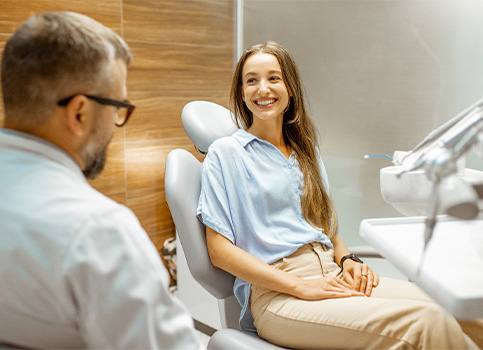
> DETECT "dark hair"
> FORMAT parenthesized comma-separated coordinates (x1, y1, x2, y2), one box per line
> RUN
(230, 41, 338, 238)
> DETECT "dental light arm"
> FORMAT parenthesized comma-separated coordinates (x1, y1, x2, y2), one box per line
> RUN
(399, 104, 483, 178)
(451, 114, 483, 160)
(402, 97, 483, 164)
(398, 100, 483, 270)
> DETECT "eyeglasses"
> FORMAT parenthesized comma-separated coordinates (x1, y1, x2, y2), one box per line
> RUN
(57, 94, 135, 127)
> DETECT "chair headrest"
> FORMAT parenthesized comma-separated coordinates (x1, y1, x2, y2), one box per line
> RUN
(181, 101, 239, 154)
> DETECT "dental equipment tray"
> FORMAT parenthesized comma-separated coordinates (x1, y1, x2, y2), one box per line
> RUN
(360, 215, 483, 320)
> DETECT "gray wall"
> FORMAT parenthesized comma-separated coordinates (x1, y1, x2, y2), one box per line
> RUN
(241, 0, 483, 246)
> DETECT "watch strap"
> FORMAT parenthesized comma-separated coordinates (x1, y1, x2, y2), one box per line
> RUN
(339, 253, 363, 275)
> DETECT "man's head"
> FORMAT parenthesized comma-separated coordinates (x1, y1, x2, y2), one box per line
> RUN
(1, 12, 132, 178)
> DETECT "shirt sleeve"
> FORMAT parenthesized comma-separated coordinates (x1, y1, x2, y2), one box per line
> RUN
(196, 147, 236, 244)
(61, 206, 202, 350)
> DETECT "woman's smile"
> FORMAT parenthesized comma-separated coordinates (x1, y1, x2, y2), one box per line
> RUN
(254, 98, 278, 107)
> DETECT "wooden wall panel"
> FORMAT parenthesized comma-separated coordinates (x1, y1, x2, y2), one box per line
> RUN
(0, 36, 4, 126)
(127, 42, 232, 92)
(123, 0, 232, 47)
(122, 0, 233, 247)
(0, 0, 234, 254)
(0, 0, 121, 34)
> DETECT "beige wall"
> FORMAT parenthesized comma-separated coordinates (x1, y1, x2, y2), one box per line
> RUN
(0, 0, 233, 253)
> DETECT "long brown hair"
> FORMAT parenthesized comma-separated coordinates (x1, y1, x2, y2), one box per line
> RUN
(230, 41, 338, 239)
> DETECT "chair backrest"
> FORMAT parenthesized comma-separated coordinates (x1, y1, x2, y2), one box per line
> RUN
(165, 101, 239, 300)
(165, 149, 234, 299)
(181, 101, 238, 154)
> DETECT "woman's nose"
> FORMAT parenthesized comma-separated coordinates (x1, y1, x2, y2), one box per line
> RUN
(258, 80, 270, 94)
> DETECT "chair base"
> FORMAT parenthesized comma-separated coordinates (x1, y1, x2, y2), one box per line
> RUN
(207, 328, 291, 350)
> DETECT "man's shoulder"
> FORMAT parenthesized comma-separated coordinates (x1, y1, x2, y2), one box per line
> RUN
(73, 187, 136, 225)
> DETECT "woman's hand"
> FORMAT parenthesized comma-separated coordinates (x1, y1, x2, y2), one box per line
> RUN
(206, 227, 365, 301)
(342, 260, 379, 296)
(293, 276, 365, 300)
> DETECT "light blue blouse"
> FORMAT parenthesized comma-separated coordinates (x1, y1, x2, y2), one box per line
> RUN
(196, 129, 333, 332)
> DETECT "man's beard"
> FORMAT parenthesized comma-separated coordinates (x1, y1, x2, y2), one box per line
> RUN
(81, 107, 113, 180)
(82, 142, 108, 179)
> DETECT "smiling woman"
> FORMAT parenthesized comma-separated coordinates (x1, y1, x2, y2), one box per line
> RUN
(230, 42, 337, 239)
(196, 41, 483, 350)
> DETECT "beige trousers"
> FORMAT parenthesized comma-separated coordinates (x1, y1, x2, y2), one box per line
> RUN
(250, 243, 483, 350)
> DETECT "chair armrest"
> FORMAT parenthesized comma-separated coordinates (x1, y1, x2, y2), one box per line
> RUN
(349, 245, 383, 259)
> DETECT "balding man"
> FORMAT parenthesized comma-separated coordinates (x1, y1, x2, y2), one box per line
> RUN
(0, 12, 201, 349)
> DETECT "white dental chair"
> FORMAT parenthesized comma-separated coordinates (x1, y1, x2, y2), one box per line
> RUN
(164, 101, 382, 350)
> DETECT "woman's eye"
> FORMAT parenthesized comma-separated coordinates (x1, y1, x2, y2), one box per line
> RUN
(270, 76, 281, 82)
(246, 78, 256, 84)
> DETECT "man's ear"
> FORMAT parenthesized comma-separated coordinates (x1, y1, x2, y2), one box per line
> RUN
(63, 95, 90, 137)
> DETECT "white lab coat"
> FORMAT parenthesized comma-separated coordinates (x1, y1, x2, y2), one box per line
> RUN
(0, 129, 201, 349)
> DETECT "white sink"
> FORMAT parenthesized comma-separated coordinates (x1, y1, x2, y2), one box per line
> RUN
(380, 166, 483, 216)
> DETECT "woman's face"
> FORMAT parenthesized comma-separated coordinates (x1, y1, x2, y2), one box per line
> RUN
(241, 53, 290, 125)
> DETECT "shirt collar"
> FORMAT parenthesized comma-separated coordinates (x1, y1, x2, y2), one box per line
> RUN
(232, 129, 258, 147)
(0, 128, 85, 179)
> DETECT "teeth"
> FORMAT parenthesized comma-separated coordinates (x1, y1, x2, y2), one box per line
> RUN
(256, 100, 275, 106)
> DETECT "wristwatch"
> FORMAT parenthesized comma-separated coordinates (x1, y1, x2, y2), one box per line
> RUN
(339, 253, 363, 274)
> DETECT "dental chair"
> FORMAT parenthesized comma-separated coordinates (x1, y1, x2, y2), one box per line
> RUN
(164, 101, 382, 350)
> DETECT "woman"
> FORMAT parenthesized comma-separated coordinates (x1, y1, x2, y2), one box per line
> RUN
(197, 41, 482, 349)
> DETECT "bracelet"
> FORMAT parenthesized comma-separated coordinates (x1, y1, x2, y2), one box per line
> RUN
(339, 254, 363, 275)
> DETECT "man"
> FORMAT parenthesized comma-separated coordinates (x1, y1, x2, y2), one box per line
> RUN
(0, 12, 201, 349)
